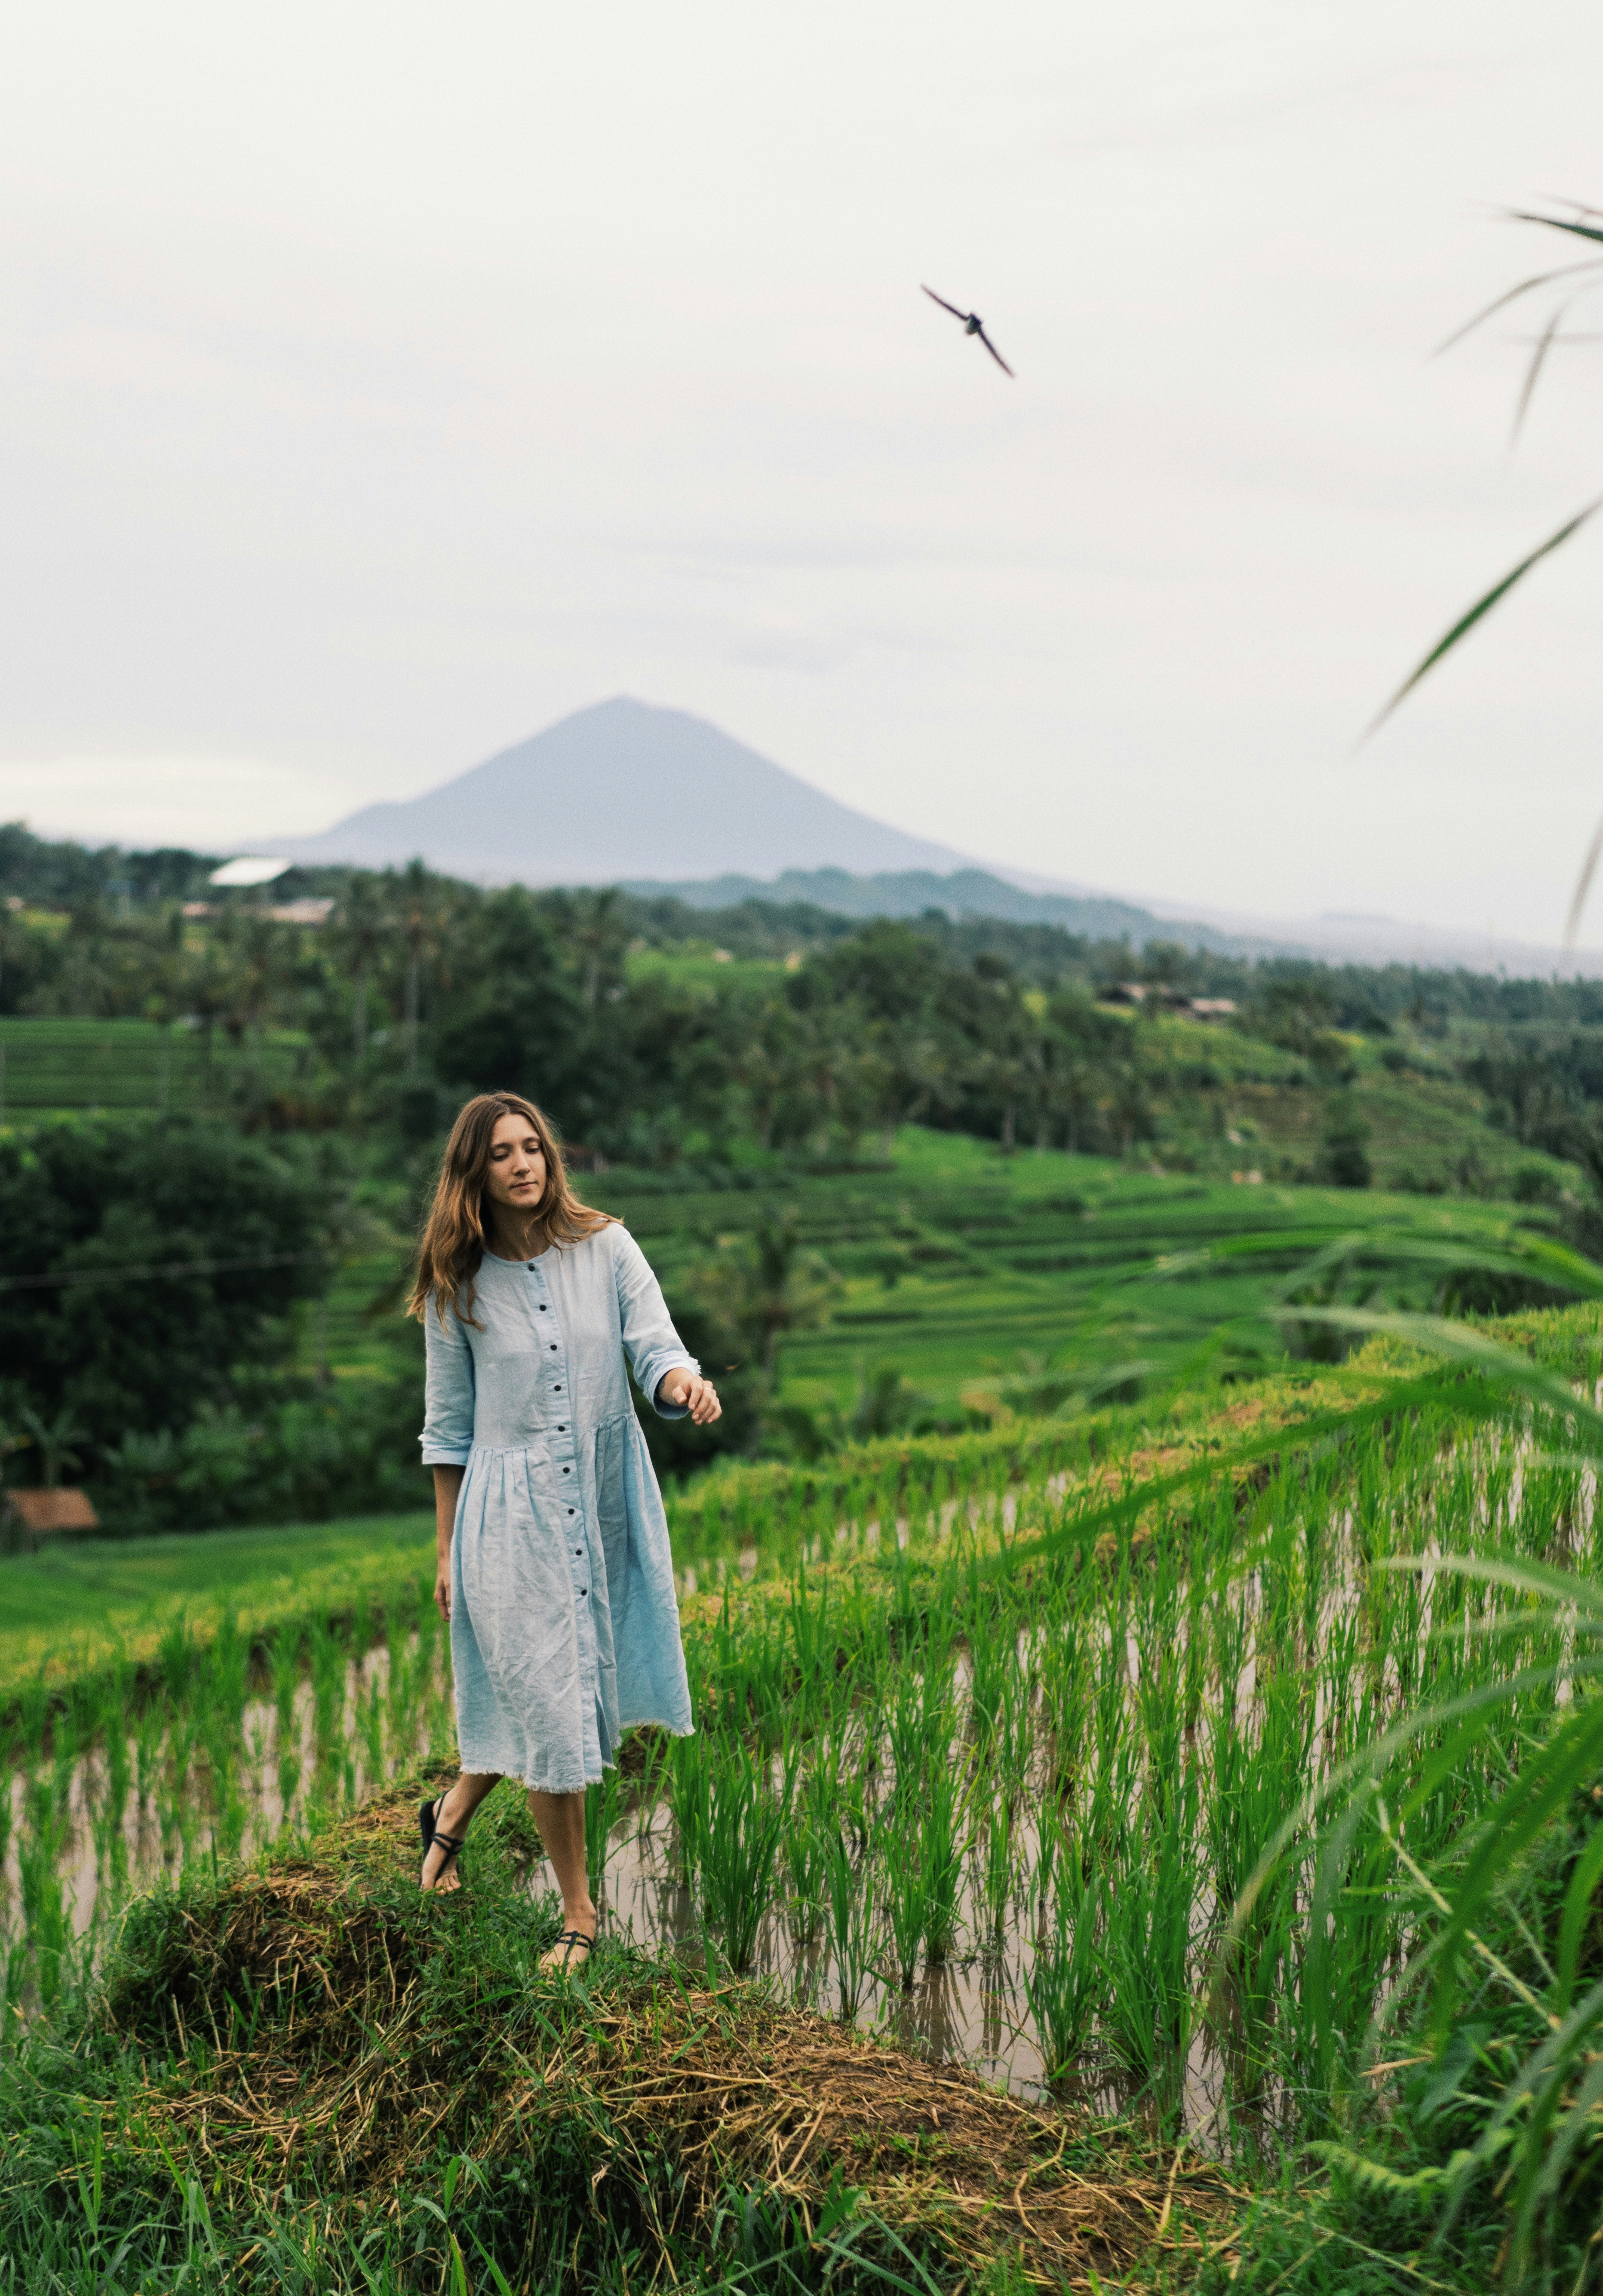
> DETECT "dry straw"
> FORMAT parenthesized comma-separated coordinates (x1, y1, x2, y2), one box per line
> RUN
(110, 1783, 1230, 2289)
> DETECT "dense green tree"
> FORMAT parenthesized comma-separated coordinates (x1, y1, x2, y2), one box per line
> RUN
(0, 1118, 331, 1456)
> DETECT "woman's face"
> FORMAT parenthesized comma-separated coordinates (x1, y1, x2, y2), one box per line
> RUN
(484, 1113, 548, 1220)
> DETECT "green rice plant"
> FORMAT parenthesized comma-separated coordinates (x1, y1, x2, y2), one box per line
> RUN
(882, 1670, 927, 1810)
(821, 1827, 876, 2021)
(383, 1611, 411, 1756)
(16, 1778, 70, 2007)
(707, 1596, 790, 1750)
(49, 1697, 79, 1823)
(208, 1606, 250, 1727)
(1279, 1790, 1399, 2129)
(359, 1666, 385, 1791)
(783, 1819, 829, 1947)
(666, 1723, 707, 1889)
(268, 1619, 303, 1724)
(1025, 1816, 1104, 2084)
(974, 1793, 1013, 1943)
(993, 1662, 1035, 1809)
(155, 1615, 196, 1711)
(966, 1611, 1005, 1744)
(786, 1554, 838, 1711)
(268, 1620, 304, 1822)
(698, 1732, 787, 1971)
(162, 1709, 199, 1862)
(1204, 1659, 1311, 2097)
(307, 1614, 346, 1780)
(878, 1794, 927, 1993)
(133, 1698, 163, 1821)
(203, 1711, 248, 1863)
(1038, 1622, 1090, 1808)
(627, 1727, 669, 1842)
(918, 1761, 964, 1966)
(1097, 1741, 1201, 2101)
(89, 1674, 132, 1895)
(584, 1763, 625, 1901)
(16, 1676, 49, 1772)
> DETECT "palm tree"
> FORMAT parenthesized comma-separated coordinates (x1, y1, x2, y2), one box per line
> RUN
(328, 874, 393, 1067)
(569, 886, 629, 1011)
(393, 860, 454, 1076)
(697, 1208, 838, 1377)
(18, 1404, 86, 1488)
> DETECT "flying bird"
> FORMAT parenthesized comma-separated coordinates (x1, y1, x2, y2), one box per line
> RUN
(921, 285, 1014, 376)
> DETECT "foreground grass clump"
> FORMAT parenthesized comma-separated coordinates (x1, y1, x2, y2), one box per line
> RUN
(0, 1780, 1226, 2293)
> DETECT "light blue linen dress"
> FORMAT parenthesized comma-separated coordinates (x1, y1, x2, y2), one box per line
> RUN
(418, 1221, 697, 1793)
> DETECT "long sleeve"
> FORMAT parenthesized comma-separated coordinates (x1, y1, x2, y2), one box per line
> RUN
(612, 1227, 698, 1418)
(420, 1294, 476, 1464)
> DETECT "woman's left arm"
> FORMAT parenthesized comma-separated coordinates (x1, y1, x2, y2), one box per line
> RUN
(612, 1228, 722, 1426)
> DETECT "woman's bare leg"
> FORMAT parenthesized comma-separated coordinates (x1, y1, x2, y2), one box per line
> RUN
(528, 1787, 597, 1966)
(421, 1771, 501, 1891)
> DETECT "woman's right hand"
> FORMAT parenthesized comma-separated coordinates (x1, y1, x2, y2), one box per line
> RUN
(431, 1464, 465, 1623)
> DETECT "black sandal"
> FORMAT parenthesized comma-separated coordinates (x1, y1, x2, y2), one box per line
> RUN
(548, 1928, 596, 1971)
(419, 1795, 467, 1888)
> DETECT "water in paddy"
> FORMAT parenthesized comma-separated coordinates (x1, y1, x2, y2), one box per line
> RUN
(0, 1637, 1225, 2137)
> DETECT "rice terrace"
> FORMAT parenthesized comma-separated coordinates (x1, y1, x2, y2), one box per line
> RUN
(12, 933, 1603, 2289)
(9, 28, 1603, 2281)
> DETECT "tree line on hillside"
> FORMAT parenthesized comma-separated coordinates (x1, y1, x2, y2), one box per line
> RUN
(13, 825, 1603, 1168)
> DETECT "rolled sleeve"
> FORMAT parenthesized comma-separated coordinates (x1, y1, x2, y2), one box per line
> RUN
(612, 1228, 698, 1418)
(420, 1294, 476, 1465)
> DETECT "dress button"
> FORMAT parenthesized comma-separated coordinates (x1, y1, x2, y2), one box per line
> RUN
(550, 1344, 557, 1352)
(557, 1424, 565, 1432)
(567, 1507, 574, 1516)
(539, 1304, 547, 1311)
(562, 1466, 570, 1474)
(554, 1386, 562, 1392)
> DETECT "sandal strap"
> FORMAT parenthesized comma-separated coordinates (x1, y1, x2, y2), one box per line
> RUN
(558, 1929, 595, 1953)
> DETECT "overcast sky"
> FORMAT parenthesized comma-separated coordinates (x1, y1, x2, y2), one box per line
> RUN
(3, 2, 1601, 943)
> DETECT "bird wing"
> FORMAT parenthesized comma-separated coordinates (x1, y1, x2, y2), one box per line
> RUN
(921, 285, 969, 322)
(977, 326, 1014, 377)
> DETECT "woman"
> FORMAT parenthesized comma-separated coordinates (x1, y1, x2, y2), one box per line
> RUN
(409, 1091, 719, 1970)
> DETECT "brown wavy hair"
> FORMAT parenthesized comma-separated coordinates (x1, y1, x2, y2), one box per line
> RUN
(408, 1091, 613, 1328)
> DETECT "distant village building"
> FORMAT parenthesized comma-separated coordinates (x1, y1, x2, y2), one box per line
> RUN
(1096, 984, 1237, 1020)
(209, 857, 293, 889)
(3, 1488, 100, 1548)
(268, 898, 335, 926)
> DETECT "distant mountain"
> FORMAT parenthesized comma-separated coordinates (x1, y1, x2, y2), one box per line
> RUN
(253, 695, 1603, 978)
(268, 698, 970, 881)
